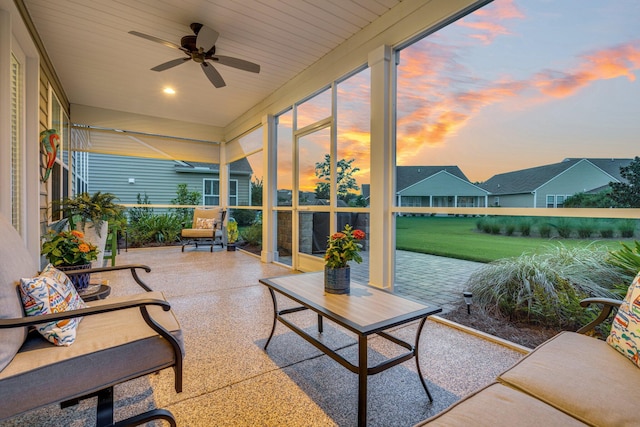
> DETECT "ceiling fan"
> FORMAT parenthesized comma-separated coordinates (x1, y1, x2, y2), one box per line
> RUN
(128, 23, 260, 88)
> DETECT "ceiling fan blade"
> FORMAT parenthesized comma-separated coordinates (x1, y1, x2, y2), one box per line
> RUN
(196, 25, 219, 52)
(201, 62, 226, 88)
(151, 57, 190, 71)
(213, 55, 261, 73)
(128, 30, 188, 53)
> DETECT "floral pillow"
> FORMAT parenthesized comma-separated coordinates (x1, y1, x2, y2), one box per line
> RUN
(607, 271, 640, 367)
(196, 218, 216, 229)
(19, 264, 87, 346)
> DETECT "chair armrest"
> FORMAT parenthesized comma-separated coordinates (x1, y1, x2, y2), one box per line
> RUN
(60, 264, 153, 292)
(0, 297, 169, 329)
(0, 297, 184, 391)
(576, 297, 623, 334)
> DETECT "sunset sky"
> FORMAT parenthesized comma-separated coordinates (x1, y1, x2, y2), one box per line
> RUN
(396, 0, 639, 182)
(270, 0, 638, 192)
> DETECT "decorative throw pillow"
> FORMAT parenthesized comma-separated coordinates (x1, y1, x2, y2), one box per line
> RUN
(196, 218, 216, 229)
(607, 271, 640, 367)
(19, 264, 87, 346)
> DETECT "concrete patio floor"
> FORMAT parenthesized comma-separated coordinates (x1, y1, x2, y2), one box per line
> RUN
(1, 247, 525, 427)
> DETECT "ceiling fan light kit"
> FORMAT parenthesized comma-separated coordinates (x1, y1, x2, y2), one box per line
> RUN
(129, 23, 260, 88)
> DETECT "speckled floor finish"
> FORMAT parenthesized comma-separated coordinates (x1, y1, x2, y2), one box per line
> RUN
(1, 247, 524, 427)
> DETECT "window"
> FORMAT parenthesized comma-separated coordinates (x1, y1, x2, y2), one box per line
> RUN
(49, 92, 70, 221)
(547, 195, 570, 208)
(10, 52, 22, 232)
(229, 180, 238, 206)
(203, 179, 219, 205)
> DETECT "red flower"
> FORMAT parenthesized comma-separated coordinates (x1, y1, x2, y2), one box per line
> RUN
(353, 229, 366, 240)
(331, 232, 346, 240)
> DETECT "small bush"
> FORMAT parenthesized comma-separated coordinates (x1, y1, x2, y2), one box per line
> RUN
(240, 221, 262, 246)
(538, 222, 552, 238)
(518, 218, 532, 236)
(505, 220, 516, 236)
(468, 245, 626, 330)
(618, 219, 637, 238)
(229, 209, 256, 227)
(553, 218, 574, 238)
(128, 213, 182, 247)
(599, 225, 615, 238)
(576, 219, 597, 239)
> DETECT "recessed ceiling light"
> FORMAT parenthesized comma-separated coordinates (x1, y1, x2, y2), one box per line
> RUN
(163, 87, 176, 95)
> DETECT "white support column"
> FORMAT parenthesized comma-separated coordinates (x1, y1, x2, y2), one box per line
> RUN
(261, 114, 276, 262)
(219, 140, 229, 213)
(368, 45, 394, 290)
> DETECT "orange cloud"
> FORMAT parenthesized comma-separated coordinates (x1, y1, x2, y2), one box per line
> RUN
(534, 41, 640, 98)
(457, 0, 524, 44)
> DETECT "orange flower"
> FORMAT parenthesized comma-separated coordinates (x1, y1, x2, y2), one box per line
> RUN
(71, 230, 84, 239)
(78, 243, 90, 253)
(331, 232, 346, 240)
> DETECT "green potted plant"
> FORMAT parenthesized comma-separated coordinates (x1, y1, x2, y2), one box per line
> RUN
(41, 229, 99, 290)
(55, 192, 125, 267)
(324, 224, 366, 294)
(57, 192, 125, 235)
(227, 218, 239, 251)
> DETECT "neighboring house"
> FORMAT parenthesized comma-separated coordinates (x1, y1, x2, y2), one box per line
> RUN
(480, 158, 632, 208)
(396, 166, 489, 208)
(87, 153, 253, 207)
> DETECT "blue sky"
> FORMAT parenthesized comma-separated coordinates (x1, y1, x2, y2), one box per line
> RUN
(396, 0, 639, 182)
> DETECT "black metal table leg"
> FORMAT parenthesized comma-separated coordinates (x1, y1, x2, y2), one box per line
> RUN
(264, 288, 278, 350)
(358, 335, 368, 427)
(414, 315, 433, 401)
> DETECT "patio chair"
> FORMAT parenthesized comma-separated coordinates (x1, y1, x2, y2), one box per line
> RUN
(0, 214, 184, 426)
(181, 207, 226, 252)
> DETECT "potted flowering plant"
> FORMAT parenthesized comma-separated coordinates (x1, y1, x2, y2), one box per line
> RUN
(41, 230, 99, 290)
(324, 224, 366, 294)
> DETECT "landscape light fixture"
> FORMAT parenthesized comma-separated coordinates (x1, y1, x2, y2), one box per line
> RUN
(463, 291, 473, 315)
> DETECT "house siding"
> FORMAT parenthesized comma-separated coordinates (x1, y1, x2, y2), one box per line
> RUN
(494, 193, 534, 208)
(87, 153, 251, 207)
(534, 161, 616, 208)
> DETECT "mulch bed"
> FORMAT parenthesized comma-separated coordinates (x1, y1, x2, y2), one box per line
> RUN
(440, 302, 563, 349)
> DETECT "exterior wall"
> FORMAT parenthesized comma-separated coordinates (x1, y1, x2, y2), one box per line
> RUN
(534, 161, 615, 208)
(494, 193, 534, 208)
(399, 173, 487, 197)
(87, 153, 251, 206)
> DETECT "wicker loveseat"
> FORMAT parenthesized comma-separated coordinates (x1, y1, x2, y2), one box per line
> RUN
(0, 214, 184, 426)
(416, 292, 639, 426)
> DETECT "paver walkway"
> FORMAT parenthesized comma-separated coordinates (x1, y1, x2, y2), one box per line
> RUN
(351, 250, 485, 314)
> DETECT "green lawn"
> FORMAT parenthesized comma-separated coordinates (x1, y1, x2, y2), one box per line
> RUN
(396, 216, 633, 263)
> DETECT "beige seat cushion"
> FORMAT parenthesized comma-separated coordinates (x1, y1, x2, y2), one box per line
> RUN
(0, 291, 182, 421)
(415, 383, 586, 426)
(498, 331, 639, 426)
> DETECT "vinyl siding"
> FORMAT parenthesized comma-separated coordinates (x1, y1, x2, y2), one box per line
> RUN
(87, 153, 251, 206)
(535, 161, 615, 208)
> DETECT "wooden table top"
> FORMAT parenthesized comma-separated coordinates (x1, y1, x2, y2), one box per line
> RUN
(260, 272, 441, 335)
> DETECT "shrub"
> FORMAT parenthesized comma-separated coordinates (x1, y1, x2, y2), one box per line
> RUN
(617, 219, 637, 238)
(517, 218, 532, 236)
(599, 224, 615, 238)
(609, 241, 640, 276)
(229, 209, 256, 227)
(576, 219, 597, 239)
(553, 218, 573, 238)
(240, 221, 262, 247)
(468, 245, 626, 330)
(538, 222, 552, 238)
(505, 220, 516, 236)
(128, 213, 182, 247)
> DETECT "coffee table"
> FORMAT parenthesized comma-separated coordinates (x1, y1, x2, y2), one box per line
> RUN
(259, 272, 442, 427)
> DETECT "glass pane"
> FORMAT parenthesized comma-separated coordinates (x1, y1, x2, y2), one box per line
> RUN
(276, 110, 293, 207)
(228, 208, 262, 255)
(275, 211, 293, 266)
(234, 150, 263, 207)
(337, 67, 370, 207)
(296, 87, 331, 129)
(298, 126, 331, 206)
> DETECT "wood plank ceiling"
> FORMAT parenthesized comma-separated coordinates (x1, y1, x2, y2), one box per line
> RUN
(24, 0, 402, 130)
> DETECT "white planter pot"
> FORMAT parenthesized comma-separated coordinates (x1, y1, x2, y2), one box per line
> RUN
(77, 221, 108, 268)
